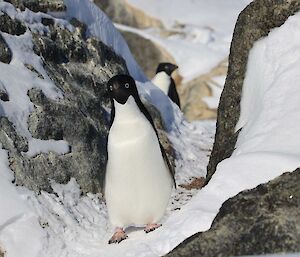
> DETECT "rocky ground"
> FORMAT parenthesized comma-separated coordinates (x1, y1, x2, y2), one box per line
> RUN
(167, 169, 300, 257)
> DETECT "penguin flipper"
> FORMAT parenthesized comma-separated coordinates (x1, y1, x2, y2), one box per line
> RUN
(159, 141, 176, 188)
(139, 100, 176, 187)
(109, 99, 115, 128)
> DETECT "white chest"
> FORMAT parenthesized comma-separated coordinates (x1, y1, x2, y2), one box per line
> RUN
(151, 72, 170, 95)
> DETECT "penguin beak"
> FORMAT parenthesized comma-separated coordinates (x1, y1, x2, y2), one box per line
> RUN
(171, 64, 178, 73)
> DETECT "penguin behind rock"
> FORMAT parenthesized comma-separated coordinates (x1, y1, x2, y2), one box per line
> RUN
(105, 74, 175, 244)
(152, 62, 181, 108)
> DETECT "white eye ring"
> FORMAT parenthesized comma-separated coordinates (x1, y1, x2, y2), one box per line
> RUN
(125, 83, 130, 88)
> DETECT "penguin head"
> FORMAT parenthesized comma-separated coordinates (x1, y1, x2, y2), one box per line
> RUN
(156, 62, 178, 76)
(107, 74, 138, 104)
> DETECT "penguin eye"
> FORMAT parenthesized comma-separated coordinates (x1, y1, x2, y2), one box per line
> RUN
(124, 83, 130, 89)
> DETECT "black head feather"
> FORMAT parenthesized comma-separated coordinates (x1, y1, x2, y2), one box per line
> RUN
(156, 62, 178, 76)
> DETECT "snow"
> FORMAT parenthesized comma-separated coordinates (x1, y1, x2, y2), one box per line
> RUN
(0, 1, 300, 257)
(118, 0, 252, 81)
(0, 147, 46, 257)
(26, 139, 70, 157)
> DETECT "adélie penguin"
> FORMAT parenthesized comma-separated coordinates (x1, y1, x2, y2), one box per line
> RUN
(104, 74, 175, 244)
(152, 62, 181, 108)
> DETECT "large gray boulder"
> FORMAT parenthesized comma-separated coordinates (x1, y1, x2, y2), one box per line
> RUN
(167, 169, 300, 257)
(207, 0, 300, 182)
(0, 4, 127, 194)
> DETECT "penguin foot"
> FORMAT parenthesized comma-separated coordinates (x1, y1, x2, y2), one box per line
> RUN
(108, 228, 128, 244)
(144, 223, 162, 233)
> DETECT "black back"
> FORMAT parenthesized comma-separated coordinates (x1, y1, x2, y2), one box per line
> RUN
(107, 74, 176, 186)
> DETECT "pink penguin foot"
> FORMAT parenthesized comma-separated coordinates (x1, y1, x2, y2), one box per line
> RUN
(144, 223, 162, 233)
(108, 228, 128, 244)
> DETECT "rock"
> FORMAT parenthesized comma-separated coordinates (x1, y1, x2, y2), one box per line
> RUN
(3, 0, 66, 13)
(24, 63, 44, 79)
(120, 30, 180, 79)
(167, 169, 300, 257)
(181, 59, 227, 121)
(179, 177, 205, 190)
(0, 248, 4, 257)
(0, 117, 28, 153)
(0, 9, 128, 193)
(207, 0, 300, 182)
(0, 81, 9, 101)
(94, 0, 163, 29)
(0, 13, 26, 36)
(0, 91, 9, 101)
(0, 13, 25, 64)
(41, 17, 55, 27)
(0, 34, 12, 64)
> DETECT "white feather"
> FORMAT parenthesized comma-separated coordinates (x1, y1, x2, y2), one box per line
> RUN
(105, 96, 173, 228)
(151, 71, 170, 95)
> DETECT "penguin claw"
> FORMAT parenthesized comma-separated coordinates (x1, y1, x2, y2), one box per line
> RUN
(108, 229, 128, 244)
(144, 223, 162, 233)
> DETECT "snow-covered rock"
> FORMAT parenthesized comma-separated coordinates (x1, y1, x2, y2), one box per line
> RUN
(167, 169, 300, 256)
(208, 0, 300, 181)
(0, 2, 129, 194)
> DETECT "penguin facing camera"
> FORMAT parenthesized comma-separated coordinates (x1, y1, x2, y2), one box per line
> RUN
(105, 74, 175, 244)
(152, 62, 181, 108)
